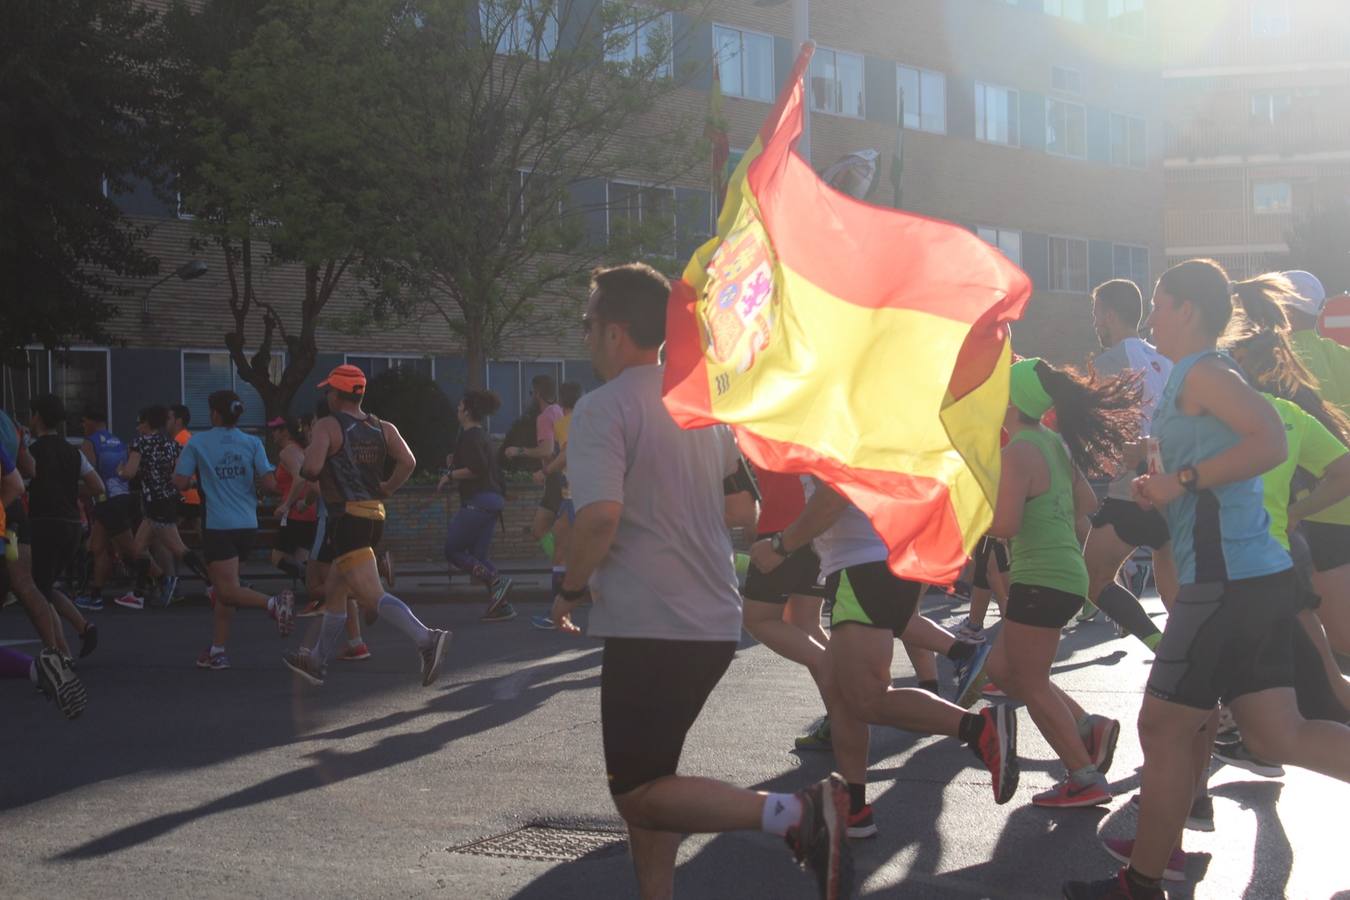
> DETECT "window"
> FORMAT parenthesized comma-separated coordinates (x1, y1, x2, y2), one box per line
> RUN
(344, 355, 434, 381)
(976, 226, 1022, 267)
(1, 348, 110, 438)
(1047, 236, 1088, 292)
(607, 181, 676, 257)
(976, 82, 1020, 146)
(1251, 0, 1290, 37)
(1109, 112, 1146, 167)
(1107, 0, 1145, 37)
(897, 65, 946, 133)
(1253, 181, 1292, 215)
(181, 350, 284, 430)
(809, 47, 865, 118)
(481, 0, 559, 59)
(1250, 90, 1293, 125)
(1051, 66, 1082, 95)
(1045, 98, 1086, 159)
(1113, 244, 1150, 291)
(606, 11, 672, 78)
(1043, 0, 1085, 23)
(713, 25, 774, 102)
(485, 359, 596, 434)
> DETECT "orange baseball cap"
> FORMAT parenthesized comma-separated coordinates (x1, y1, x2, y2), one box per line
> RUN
(317, 363, 367, 395)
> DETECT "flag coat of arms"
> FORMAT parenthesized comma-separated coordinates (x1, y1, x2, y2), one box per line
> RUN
(662, 44, 1031, 584)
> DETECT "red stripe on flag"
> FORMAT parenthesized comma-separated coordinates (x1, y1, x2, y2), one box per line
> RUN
(662, 279, 718, 428)
(734, 428, 968, 584)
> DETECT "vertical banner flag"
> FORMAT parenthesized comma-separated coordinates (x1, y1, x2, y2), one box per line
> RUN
(662, 43, 1032, 584)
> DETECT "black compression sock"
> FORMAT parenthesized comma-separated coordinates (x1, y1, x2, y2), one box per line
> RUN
(1124, 866, 1162, 894)
(1095, 582, 1163, 647)
(134, 558, 152, 592)
(946, 640, 977, 662)
(847, 782, 866, 815)
(276, 558, 302, 578)
(183, 550, 209, 580)
(957, 712, 985, 745)
(918, 679, 940, 695)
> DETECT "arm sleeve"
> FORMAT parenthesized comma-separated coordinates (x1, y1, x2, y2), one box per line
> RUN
(1298, 413, 1348, 478)
(567, 396, 626, 510)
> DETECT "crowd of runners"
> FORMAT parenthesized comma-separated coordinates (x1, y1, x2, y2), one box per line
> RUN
(4, 259, 1350, 900)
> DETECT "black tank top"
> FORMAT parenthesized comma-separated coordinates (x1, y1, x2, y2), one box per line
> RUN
(29, 434, 83, 522)
(320, 411, 387, 507)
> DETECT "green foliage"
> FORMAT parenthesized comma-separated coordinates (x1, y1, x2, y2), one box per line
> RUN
(362, 367, 457, 473)
(0, 0, 167, 362)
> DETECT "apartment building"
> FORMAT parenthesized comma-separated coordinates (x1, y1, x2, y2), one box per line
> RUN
(4, 0, 1165, 439)
(1162, 0, 1350, 279)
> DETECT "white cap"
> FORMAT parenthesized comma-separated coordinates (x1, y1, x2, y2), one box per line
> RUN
(1282, 270, 1326, 316)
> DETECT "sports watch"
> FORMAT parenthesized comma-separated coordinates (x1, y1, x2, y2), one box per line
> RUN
(1177, 465, 1200, 493)
(770, 532, 789, 557)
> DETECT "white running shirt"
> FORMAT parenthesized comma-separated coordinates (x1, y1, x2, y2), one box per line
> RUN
(802, 476, 887, 576)
(1092, 337, 1173, 500)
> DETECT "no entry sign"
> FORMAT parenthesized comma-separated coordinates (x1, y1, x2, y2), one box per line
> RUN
(1318, 294, 1350, 346)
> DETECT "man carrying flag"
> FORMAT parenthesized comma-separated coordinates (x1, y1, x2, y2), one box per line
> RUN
(667, 42, 1033, 823)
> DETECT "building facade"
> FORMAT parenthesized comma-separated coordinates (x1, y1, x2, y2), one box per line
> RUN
(5, 0, 1166, 442)
(1162, 0, 1350, 279)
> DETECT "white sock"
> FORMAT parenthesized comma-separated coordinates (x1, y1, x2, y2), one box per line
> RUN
(28, 661, 38, 684)
(209, 645, 225, 655)
(267, 595, 277, 613)
(377, 593, 431, 647)
(760, 793, 803, 836)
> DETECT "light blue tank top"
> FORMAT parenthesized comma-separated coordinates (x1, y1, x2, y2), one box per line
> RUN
(1152, 350, 1290, 585)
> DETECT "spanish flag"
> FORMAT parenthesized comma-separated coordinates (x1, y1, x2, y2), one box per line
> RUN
(662, 44, 1031, 584)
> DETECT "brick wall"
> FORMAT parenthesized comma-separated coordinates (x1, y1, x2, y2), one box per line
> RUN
(379, 484, 549, 564)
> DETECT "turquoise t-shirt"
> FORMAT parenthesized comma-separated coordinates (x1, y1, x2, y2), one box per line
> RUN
(1152, 351, 1291, 584)
(174, 427, 272, 531)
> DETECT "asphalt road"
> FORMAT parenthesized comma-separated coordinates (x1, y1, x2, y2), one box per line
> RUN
(2, 587, 1347, 899)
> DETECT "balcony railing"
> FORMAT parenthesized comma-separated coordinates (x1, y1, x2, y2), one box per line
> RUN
(1165, 208, 1291, 248)
(1166, 116, 1350, 159)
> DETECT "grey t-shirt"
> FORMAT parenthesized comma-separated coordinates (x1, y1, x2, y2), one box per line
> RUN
(567, 364, 743, 642)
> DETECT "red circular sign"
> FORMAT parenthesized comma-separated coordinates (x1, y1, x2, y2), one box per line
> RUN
(1317, 294, 1350, 347)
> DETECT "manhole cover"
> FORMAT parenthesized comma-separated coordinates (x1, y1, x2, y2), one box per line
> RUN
(448, 825, 628, 862)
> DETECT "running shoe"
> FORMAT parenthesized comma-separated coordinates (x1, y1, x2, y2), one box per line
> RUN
(982, 681, 1006, 698)
(2, 592, 16, 608)
(794, 715, 832, 751)
(378, 549, 396, 587)
(420, 628, 452, 686)
(954, 617, 987, 643)
(954, 641, 994, 708)
(784, 773, 853, 900)
(1128, 793, 1214, 832)
(297, 598, 324, 618)
(486, 577, 513, 617)
(970, 704, 1019, 804)
(530, 614, 557, 631)
(1062, 869, 1165, 899)
(196, 648, 230, 670)
(283, 650, 326, 686)
(35, 648, 87, 720)
(78, 623, 99, 659)
(1075, 599, 1100, 623)
(846, 804, 877, 839)
(1083, 714, 1121, 775)
(1212, 740, 1284, 777)
(337, 642, 371, 661)
(74, 594, 104, 612)
(113, 592, 145, 611)
(1101, 836, 1187, 882)
(481, 601, 517, 622)
(270, 589, 296, 637)
(1032, 774, 1111, 808)
(159, 575, 179, 608)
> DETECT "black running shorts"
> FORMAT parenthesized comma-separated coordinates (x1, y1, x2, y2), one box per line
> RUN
(601, 637, 736, 796)
(743, 539, 840, 605)
(972, 536, 1010, 590)
(28, 519, 81, 599)
(1146, 569, 1298, 710)
(1301, 520, 1350, 573)
(177, 499, 202, 521)
(143, 497, 179, 527)
(1005, 582, 1085, 629)
(93, 494, 139, 536)
(829, 560, 923, 636)
(274, 518, 318, 556)
(540, 472, 564, 514)
(202, 528, 256, 564)
(1091, 498, 1170, 550)
(328, 514, 383, 559)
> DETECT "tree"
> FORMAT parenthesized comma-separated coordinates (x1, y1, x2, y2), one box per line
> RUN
(363, 368, 457, 473)
(0, 0, 167, 364)
(160, 0, 405, 418)
(1279, 196, 1350, 295)
(355, 0, 713, 386)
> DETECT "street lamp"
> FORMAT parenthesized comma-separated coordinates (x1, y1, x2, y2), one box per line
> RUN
(753, 0, 810, 163)
(141, 259, 208, 323)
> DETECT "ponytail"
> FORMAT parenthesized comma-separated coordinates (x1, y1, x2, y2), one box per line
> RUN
(1229, 272, 1296, 335)
(1016, 359, 1143, 479)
